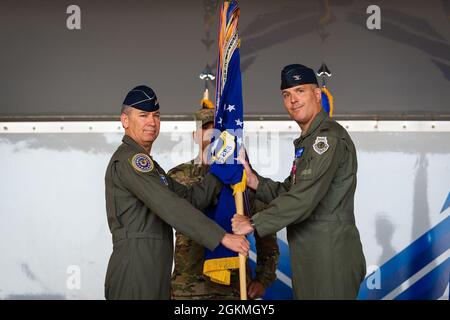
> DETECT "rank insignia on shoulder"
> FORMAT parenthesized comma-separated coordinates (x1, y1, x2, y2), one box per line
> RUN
(313, 137, 329, 155)
(131, 153, 154, 173)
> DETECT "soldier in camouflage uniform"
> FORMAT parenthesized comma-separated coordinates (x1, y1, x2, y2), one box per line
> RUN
(169, 97, 280, 300)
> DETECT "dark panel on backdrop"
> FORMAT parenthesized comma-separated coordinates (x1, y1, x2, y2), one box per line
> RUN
(0, 0, 449, 119)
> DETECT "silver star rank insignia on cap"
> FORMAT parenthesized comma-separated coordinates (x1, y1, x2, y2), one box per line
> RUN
(313, 137, 329, 155)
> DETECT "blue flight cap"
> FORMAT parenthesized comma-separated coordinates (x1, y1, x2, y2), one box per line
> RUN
(280, 64, 318, 90)
(122, 85, 160, 112)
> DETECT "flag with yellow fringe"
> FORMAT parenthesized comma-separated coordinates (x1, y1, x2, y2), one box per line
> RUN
(203, 0, 246, 285)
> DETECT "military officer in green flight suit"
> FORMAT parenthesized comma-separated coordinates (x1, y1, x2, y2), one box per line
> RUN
(104, 85, 249, 300)
(232, 64, 366, 300)
(169, 94, 279, 300)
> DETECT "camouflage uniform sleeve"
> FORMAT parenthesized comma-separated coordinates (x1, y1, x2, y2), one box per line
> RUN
(249, 196, 279, 288)
(167, 168, 186, 184)
(254, 231, 279, 288)
(168, 172, 222, 211)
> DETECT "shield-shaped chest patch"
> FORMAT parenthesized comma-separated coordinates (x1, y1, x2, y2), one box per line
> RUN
(313, 137, 329, 155)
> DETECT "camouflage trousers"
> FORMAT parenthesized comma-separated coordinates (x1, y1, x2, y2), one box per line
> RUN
(171, 271, 244, 300)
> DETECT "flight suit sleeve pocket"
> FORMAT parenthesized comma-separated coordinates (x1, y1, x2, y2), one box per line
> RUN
(297, 167, 313, 181)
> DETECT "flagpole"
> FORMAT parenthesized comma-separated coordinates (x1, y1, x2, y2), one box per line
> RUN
(215, 0, 247, 300)
(234, 190, 247, 300)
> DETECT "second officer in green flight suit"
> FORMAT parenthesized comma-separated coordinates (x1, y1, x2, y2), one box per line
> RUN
(232, 65, 366, 300)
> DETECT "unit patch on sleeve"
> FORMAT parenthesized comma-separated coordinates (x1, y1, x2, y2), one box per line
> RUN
(131, 153, 154, 173)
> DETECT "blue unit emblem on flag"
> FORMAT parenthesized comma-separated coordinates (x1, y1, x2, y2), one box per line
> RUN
(211, 131, 236, 165)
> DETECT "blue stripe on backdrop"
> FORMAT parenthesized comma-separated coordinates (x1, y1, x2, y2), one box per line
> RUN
(394, 257, 450, 300)
(358, 216, 450, 300)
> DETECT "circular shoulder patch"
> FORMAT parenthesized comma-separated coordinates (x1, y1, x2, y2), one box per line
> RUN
(131, 153, 154, 173)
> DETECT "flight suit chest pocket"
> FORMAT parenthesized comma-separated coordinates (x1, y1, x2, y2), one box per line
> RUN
(294, 155, 314, 183)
